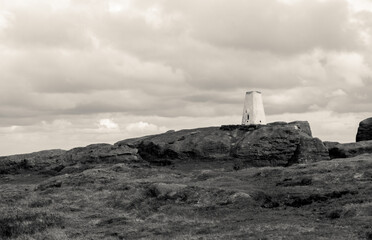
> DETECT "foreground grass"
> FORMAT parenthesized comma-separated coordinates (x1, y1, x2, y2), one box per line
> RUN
(0, 207, 63, 239)
(0, 155, 372, 239)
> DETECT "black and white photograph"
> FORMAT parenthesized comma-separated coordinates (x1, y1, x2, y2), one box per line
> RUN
(0, 0, 372, 239)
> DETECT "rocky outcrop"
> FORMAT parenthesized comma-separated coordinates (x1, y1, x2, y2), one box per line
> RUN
(0, 121, 330, 173)
(327, 140, 372, 159)
(128, 127, 232, 165)
(232, 123, 326, 167)
(0, 144, 142, 175)
(0, 149, 66, 174)
(116, 121, 329, 167)
(326, 117, 372, 159)
(356, 117, 372, 142)
(62, 143, 140, 164)
(295, 134, 330, 164)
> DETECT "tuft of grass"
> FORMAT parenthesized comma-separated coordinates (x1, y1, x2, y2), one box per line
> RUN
(106, 191, 130, 209)
(28, 198, 53, 208)
(13, 228, 70, 240)
(0, 207, 64, 239)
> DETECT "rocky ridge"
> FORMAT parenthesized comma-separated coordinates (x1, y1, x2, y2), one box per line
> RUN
(116, 121, 329, 168)
(0, 121, 330, 175)
(0, 143, 142, 175)
(1, 119, 372, 239)
(326, 140, 372, 159)
(3, 119, 372, 175)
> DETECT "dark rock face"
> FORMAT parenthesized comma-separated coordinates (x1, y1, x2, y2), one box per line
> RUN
(227, 123, 326, 167)
(327, 140, 372, 159)
(116, 121, 329, 167)
(295, 134, 330, 164)
(0, 150, 66, 174)
(63, 144, 139, 164)
(356, 118, 372, 142)
(133, 127, 233, 162)
(232, 125, 319, 167)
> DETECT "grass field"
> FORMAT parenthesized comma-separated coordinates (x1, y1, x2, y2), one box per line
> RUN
(1, 155, 372, 239)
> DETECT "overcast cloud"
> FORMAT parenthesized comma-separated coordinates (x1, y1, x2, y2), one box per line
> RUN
(1, 0, 372, 155)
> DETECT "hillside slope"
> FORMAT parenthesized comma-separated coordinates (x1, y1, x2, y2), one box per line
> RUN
(0, 122, 371, 239)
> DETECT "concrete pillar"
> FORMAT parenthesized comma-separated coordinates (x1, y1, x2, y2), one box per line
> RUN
(242, 91, 266, 125)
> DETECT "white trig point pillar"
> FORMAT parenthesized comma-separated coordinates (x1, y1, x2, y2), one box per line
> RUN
(242, 91, 266, 125)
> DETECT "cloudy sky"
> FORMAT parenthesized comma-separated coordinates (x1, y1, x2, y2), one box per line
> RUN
(1, 0, 372, 155)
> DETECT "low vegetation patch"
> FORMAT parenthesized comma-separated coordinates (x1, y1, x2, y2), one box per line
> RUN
(0, 208, 64, 239)
(0, 153, 371, 239)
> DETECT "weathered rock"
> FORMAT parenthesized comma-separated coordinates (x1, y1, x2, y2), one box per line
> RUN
(295, 134, 330, 164)
(233, 124, 299, 166)
(117, 127, 233, 164)
(356, 118, 372, 142)
(0, 149, 66, 174)
(0, 143, 142, 175)
(328, 140, 372, 159)
(63, 143, 140, 164)
(116, 121, 329, 167)
(233, 124, 327, 167)
(0, 121, 330, 173)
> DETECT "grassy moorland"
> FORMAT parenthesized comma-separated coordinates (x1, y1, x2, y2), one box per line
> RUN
(0, 154, 371, 240)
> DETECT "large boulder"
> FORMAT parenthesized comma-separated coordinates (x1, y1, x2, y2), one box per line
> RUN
(232, 123, 327, 167)
(327, 140, 372, 159)
(116, 121, 329, 167)
(356, 118, 372, 142)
